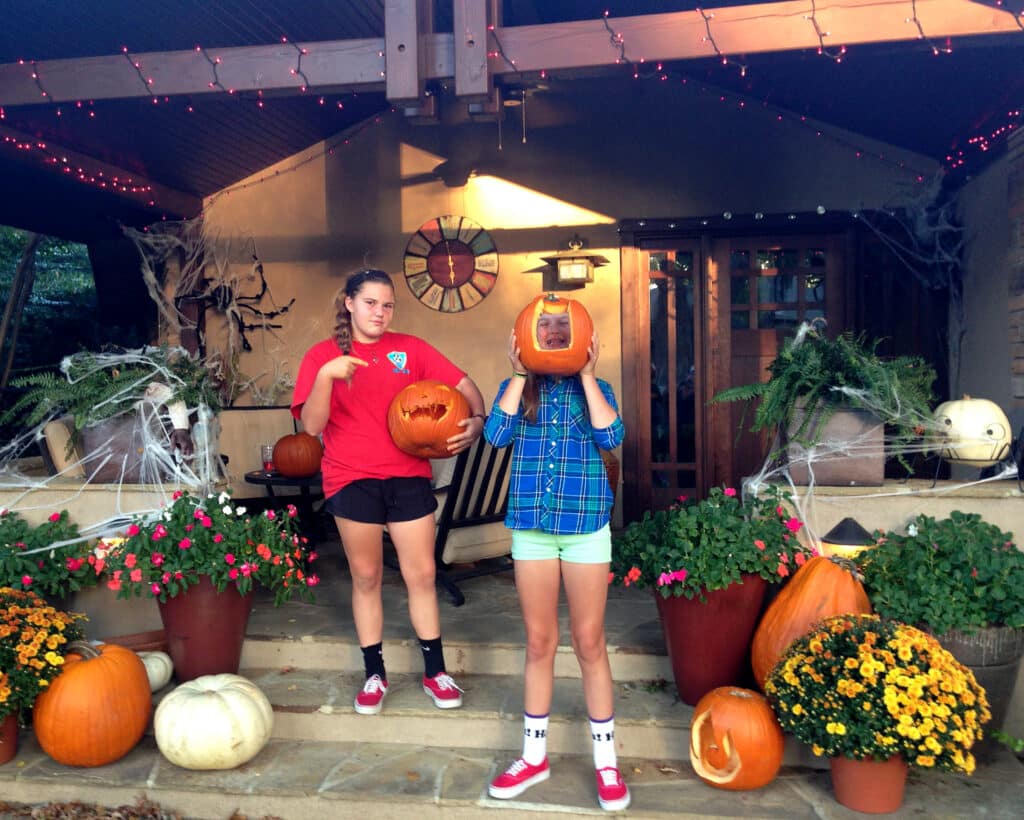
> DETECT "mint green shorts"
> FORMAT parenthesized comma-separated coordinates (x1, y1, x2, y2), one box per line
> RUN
(511, 524, 611, 564)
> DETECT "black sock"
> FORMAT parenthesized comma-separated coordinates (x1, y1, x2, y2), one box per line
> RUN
(361, 642, 386, 681)
(420, 636, 445, 679)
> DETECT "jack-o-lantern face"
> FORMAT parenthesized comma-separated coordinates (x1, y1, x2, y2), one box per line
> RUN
(932, 395, 1011, 467)
(514, 293, 594, 376)
(387, 379, 469, 459)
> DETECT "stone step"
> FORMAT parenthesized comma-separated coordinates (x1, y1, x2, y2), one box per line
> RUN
(240, 633, 674, 681)
(239, 667, 690, 761)
(3, 731, 1021, 820)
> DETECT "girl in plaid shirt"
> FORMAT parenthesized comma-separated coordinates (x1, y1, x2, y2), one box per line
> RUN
(484, 315, 629, 811)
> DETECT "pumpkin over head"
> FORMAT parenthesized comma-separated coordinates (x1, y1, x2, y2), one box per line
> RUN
(387, 379, 469, 459)
(689, 687, 784, 790)
(272, 432, 323, 478)
(932, 394, 1012, 467)
(514, 293, 594, 376)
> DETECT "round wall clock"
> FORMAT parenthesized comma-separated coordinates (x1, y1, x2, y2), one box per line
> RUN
(403, 215, 499, 313)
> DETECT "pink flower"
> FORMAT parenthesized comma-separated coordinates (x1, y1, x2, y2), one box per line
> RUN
(306, 575, 320, 587)
(795, 552, 807, 566)
(48, 512, 61, 522)
(172, 490, 183, 500)
(657, 572, 673, 587)
(971, 567, 979, 578)
(777, 563, 790, 578)
(130, 568, 143, 582)
(265, 510, 277, 520)
(240, 563, 253, 577)
(676, 495, 688, 504)
(151, 552, 165, 567)
(224, 553, 236, 565)
(287, 504, 298, 518)
(178, 538, 191, 550)
(671, 569, 688, 583)
(21, 574, 32, 587)
(185, 523, 195, 532)
(193, 509, 205, 520)
(161, 571, 171, 584)
(607, 572, 615, 585)
(307, 551, 318, 563)
(150, 583, 161, 596)
(152, 523, 168, 540)
(107, 578, 122, 591)
(754, 539, 766, 551)
(125, 553, 137, 569)
(776, 505, 784, 517)
(228, 567, 240, 580)
(785, 518, 803, 533)
(780, 553, 789, 564)
(213, 533, 224, 544)
(724, 487, 737, 497)
(65, 557, 83, 571)
(126, 523, 140, 537)
(200, 516, 212, 528)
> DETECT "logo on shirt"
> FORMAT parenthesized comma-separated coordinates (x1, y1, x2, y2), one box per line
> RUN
(387, 351, 409, 373)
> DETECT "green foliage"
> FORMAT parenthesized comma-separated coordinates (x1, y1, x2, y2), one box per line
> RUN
(0, 509, 98, 598)
(860, 511, 1024, 634)
(610, 485, 813, 599)
(711, 322, 936, 470)
(1, 347, 222, 436)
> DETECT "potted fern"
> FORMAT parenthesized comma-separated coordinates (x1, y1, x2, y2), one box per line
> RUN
(712, 320, 936, 484)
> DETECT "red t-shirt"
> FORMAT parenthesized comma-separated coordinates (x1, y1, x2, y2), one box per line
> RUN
(291, 332, 466, 497)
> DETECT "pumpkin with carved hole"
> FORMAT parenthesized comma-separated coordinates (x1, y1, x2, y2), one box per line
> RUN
(751, 555, 871, 689)
(932, 394, 1012, 467)
(689, 687, 784, 790)
(33, 641, 152, 767)
(387, 379, 469, 459)
(272, 431, 323, 478)
(513, 293, 594, 376)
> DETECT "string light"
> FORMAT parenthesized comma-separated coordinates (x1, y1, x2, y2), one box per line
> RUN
(196, 46, 231, 94)
(805, 0, 847, 62)
(906, 0, 953, 55)
(283, 37, 311, 92)
(122, 47, 156, 102)
(487, 23, 519, 73)
(696, 9, 748, 78)
(21, 59, 52, 100)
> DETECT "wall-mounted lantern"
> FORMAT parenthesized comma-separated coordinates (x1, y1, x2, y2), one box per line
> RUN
(541, 236, 609, 286)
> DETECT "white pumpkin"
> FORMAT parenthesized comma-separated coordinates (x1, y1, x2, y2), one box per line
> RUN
(137, 650, 174, 692)
(933, 395, 1012, 467)
(154, 673, 273, 770)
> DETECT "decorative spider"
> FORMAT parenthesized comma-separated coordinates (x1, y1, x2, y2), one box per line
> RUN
(185, 254, 295, 352)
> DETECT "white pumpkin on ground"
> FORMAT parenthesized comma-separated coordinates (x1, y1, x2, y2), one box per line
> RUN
(932, 395, 1012, 467)
(154, 673, 273, 770)
(137, 650, 174, 692)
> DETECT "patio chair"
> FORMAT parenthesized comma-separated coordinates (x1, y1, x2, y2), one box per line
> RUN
(386, 437, 513, 606)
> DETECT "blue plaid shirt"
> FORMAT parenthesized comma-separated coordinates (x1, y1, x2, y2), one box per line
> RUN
(484, 376, 625, 535)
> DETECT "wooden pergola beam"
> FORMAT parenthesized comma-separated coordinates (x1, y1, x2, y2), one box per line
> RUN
(0, 124, 201, 216)
(0, 0, 1018, 107)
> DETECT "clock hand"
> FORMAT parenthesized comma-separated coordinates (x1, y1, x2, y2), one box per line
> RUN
(446, 241, 457, 285)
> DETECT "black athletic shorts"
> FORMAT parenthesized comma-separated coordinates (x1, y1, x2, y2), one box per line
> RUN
(323, 476, 437, 524)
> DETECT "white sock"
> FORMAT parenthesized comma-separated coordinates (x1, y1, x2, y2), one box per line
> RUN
(590, 715, 617, 770)
(522, 712, 549, 765)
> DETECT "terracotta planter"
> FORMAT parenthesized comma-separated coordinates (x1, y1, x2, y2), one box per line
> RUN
(654, 574, 767, 705)
(157, 575, 254, 683)
(0, 711, 18, 766)
(934, 625, 1024, 763)
(829, 755, 908, 814)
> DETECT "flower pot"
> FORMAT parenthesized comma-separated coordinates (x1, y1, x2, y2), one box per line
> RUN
(157, 575, 254, 683)
(655, 574, 767, 705)
(0, 711, 18, 765)
(829, 755, 907, 813)
(785, 405, 884, 486)
(934, 626, 1024, 763)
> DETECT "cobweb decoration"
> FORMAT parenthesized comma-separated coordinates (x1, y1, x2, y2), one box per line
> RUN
(0, 347, 225, 549)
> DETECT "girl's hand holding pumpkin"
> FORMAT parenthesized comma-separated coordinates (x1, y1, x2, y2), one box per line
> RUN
(446, 414, 483, 454)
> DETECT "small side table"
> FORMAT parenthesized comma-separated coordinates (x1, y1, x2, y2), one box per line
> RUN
(244, 470, 326, 545)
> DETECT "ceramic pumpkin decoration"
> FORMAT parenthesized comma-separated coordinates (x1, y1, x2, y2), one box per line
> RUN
(138, 650, 174, 691)
(513, 292, 594, 376)
(750, 555, 872, 688)
(689, 687, 784, 790)
(154, 673, 273, 770)
(387, 379, 469, 459)
(33, 641, 152, 767)
(272, 431, 323, 477)
(932, 395, 1011, 467)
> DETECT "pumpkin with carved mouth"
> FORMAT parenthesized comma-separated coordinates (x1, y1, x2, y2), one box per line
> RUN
(387, 379, 469, 459)
(514, 293, 594, 376)
(689, 687, 784, 791)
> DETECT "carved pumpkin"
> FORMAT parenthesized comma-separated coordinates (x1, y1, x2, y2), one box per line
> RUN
(689, 687, 784, 790)
(154, 673, 273, 770)
(138, 650, 174, 691)
(932, 394, 1012, 467)
(513, 293, 594, 376)
(272, 431, 323, 477)
(33, 641, 152, 767)
(750, 555, 872, 688)
(387, 379, 469, 459)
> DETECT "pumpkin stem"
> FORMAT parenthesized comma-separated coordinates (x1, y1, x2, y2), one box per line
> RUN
(828, 555, 865, 580)
(65, 640, 101, 660)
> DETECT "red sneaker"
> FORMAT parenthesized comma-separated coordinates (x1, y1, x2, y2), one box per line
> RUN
(595, 767, 630, 811)
(488, 757, 550, 799)
(354, 674, 388, 715)
(422, 672, 463, 708)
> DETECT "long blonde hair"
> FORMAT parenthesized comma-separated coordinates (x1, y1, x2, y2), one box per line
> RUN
(332, 268, 394, 352)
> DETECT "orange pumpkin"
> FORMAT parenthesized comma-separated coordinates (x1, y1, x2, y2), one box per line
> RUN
(689, 687, 784, 790)
(513, 293, 594, 376)
(750, 555, 872, 688)
(33, 641, 152, 767)
(387, 379, 469, 459)
(273, 431, 323, 478)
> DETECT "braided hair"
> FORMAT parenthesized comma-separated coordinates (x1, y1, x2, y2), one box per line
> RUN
(332, 268, 394, 353)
